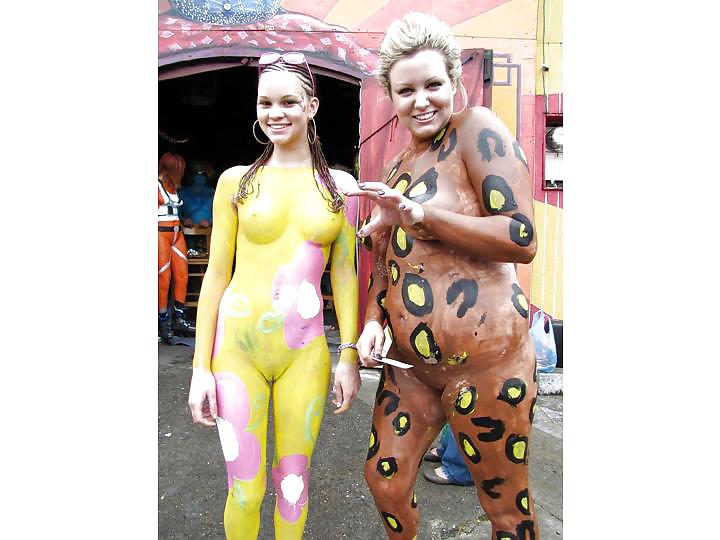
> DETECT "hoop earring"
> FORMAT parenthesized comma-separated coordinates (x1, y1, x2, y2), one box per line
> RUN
(252, 120, 270, 145)
(452, 82, 468, 115)
(307, 117, 318, 145)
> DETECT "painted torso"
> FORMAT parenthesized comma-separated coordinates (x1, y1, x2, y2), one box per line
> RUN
(212, 166, 348, 377)
(378, 113, 531, 386)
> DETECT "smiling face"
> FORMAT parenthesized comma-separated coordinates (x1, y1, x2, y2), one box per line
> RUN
(256, 70, 318, 147)
(388, 49, 455, 143)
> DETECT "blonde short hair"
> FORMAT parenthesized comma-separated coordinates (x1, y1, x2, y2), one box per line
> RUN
(376, 12, 462, 95)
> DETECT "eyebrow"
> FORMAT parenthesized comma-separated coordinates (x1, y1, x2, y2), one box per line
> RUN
(257, 94, 302, 100)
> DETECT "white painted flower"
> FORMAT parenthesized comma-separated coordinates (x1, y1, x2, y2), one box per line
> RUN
(216, 416, 239, 461)
(296, 280, 320, 320)
(280, 474, 305, 505)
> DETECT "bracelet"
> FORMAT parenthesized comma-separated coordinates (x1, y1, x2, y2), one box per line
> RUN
(337, 342, 357, 353)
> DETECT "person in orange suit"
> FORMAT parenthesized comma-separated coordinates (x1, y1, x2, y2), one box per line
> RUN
(158, 151, 195, 342)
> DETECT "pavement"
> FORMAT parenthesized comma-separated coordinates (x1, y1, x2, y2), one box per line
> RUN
(159, 323, 562, 539)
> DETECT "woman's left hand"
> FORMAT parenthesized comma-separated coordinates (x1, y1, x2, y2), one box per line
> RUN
(332, 361, 361, 414)
(343, 182, 424, 238)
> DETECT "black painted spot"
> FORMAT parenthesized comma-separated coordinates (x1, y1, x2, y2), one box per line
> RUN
(406, 167, 438, 204)
(386, 160, 402, 183)
(359, 215, 373, 250)
(374, 369, 386, 400)
(454, 386, 478, 415)
(496, 531, 518, 540)
(482, 175, 517, 214)
(430, 125, 448, 151)
(505, 434, 529, 464)
(510, 213, 534, 247)
(367, 272, 374, 293)
(511, 283, 529, 319)
(402, 273, 434, 316)
(446, 279, 479, 318)
(477, 128, 506, 161)
(497, 378, 527, 407)
(388, 260, 400, 286)
(386, 364, 397, 387)
(516, 488, 531, 515)
(381, 511, 403, 533)
(481, 477, 505, 499)
(516, 520, 536, 540)
(529, 397, 537, 424)
(471, 416, 506, 442)
(458, 432, 482, 464)
(392, 172, 412, 195)
(377, 457, 398, 478)
(377, 290, 387, 312)
(367, 425, 379, 460)
(391, 225, 413, 258)
(513, 140, 529, 170)
(411, 492, 418, 508)
(438, 128, 457, 161)
(533, 358, 537, 382)
(409, 322, 441, 362)
(377, 389, 400, 416)
(392, 412, 411, 436)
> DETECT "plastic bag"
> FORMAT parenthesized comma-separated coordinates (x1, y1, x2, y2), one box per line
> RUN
(530, 310, 557, 373)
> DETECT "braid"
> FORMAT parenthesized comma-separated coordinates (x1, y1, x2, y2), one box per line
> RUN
(310, 133, 344, 213)
(233, 143, 273, 205)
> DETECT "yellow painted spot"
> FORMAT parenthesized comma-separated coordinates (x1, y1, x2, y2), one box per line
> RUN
(396, 227, 407, 250)
(386, 166, 399, 182)
(462, 439, 477, 457)
(434, 127, 447, 144)
(489, 189, 506, 210)
(512, 441, 527, 460)
(408, 182, 428, 198)
(519, 224, 528, 238)
(386, 516, 398, 529)
(380, 296, 386, 308)
(398, 416, 408, 428)
(508, 387, 522, 399)
(521, 496, 529, 510)
(448, 352, 468, 365)
(517, 294, 528, 311)
(415, 330, 431, 357)
(369, 432, 375, 449)
(407, 283, 426, 306)
(532, 404, 537, 417)
(391, 265, 399, 282)
(381, 462, 390, 472)
(458, 390, 473, 410)
(395, 178, 409, 193)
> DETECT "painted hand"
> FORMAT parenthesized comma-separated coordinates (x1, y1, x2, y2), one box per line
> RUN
(188, 367, 218, 427)
(356, 320, 385, 368)
(343, 182, 424, 238)
(332, 361, 360, 414)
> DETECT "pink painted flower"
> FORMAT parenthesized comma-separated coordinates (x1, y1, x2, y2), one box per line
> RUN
(271, 241, 325, 349)
(214, 372, 261, 488)
(271, 454, 310, 523)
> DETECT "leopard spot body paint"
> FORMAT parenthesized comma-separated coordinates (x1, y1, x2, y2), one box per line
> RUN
(516, 520, 536, 540)
(388, 260, 400, 285)
(505, 434, 529, 464)
(482, 175, 518, 214)
(498, 378, 528, 407)
(392, 412, 411, 436)
(438, 128, 457, 161)
(377, 457, 399, 478)
(391, 225, 413, 258)
(516, 488, 531, 515)
(471, 416, 506, 442)
(477, 128, 506, 161)
(458, 432, 482, 464)
(392, 172, 412, 194)
(402, 273, 434, 316)
(510, 283, 529, 319)
(529, 397, 537, 423)
(455, 386, 478, 415)
(481, 477, 505, 499)
(367, 425, 380, 460)
(509, 213, 534, 247)
(377, 389, 400, 416)
(446, 279, 479, 318)
(430, 125, 448, 150)
(386, 160, 402, 183)
(382, 511, 404, 532)
(409, 322, 441, 362)
(406, 167, 438, 204)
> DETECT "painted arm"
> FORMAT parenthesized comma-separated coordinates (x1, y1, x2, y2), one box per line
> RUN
(416, 107, 537, 263)
(188, 169, 240, 426)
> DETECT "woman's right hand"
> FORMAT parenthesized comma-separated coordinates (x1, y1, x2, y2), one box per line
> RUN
(188, 367, 218, 427)
(356, 320, 385, 368)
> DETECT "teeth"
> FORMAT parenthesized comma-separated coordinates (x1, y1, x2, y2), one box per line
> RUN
(415, 112, 435, 121)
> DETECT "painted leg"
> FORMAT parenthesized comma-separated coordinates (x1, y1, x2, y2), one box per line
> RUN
(364, 365, 445, 540)
(270, 339, 331, 540)
(442, 345, 539, 539)
(213, 363, 270, 540)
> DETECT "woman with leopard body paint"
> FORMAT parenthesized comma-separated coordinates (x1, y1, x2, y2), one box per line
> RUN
(345, 12, 540, 540)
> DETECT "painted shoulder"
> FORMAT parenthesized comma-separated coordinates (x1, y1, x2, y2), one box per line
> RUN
(217, 165, 250, 186)
(454, 106, 512, 138)
(330, 168, 358, 192)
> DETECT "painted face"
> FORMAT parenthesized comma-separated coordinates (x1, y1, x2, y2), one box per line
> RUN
(388, 49, 455, 142)
(256, 70, 318, 147)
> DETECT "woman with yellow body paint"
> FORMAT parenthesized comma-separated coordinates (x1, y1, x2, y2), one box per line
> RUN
(187, 51, 361, 540)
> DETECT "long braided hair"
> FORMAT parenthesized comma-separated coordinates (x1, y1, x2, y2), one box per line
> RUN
(233, 60, 344, 213)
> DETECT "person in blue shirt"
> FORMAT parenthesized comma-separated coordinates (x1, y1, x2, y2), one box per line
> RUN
(423, 423, 474, 486)
(179, 164, 215, 228)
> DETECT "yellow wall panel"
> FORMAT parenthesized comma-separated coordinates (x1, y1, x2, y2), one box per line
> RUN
(531, 200, 563, 319)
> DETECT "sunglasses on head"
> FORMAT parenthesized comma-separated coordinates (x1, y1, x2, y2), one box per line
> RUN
(258, 51, 315, 94)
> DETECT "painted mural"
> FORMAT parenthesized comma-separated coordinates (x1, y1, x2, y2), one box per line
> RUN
(158, 0, 563, 320)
